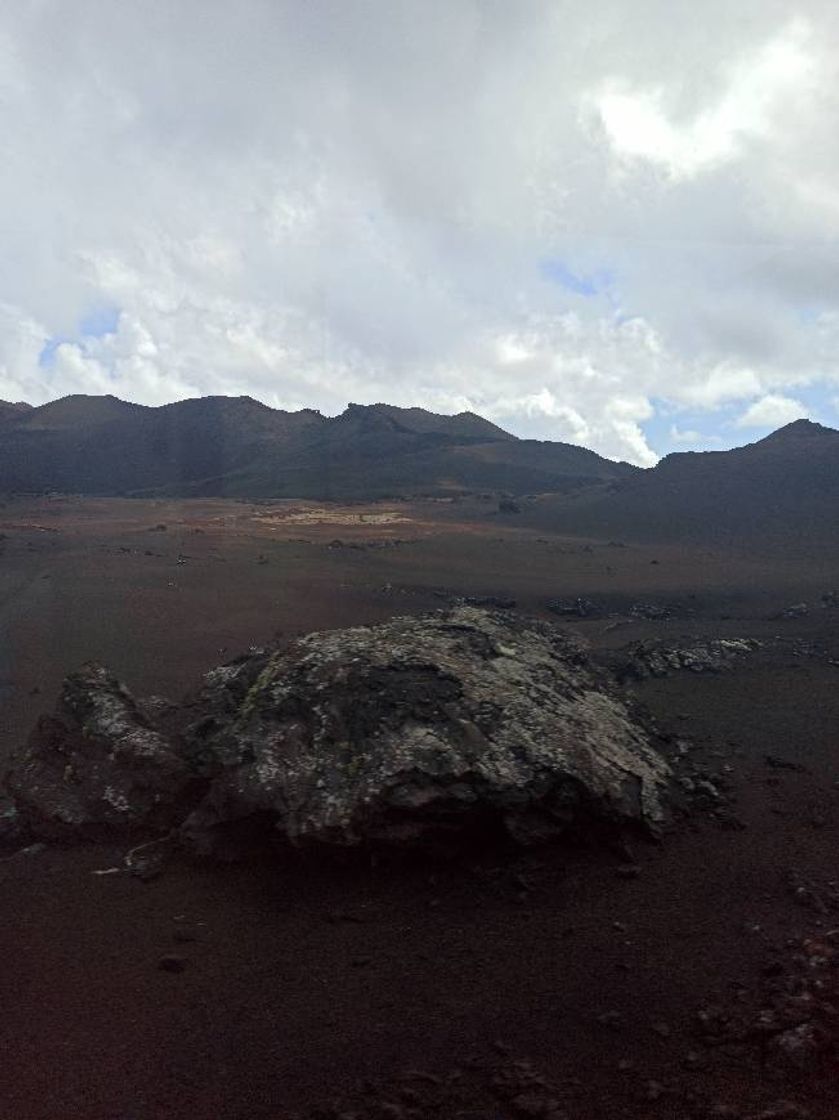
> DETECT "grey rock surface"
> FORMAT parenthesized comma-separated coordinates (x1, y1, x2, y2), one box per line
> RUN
(5, 608, 670, 850)
(6, 663, 192, 839)
(180, 607, 669, 848)
(612, 637, 761, 680)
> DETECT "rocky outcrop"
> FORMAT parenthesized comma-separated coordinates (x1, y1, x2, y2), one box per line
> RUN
(610, 637, 761, 680)
(6, 664, 192, 839)
(5, 608, 670, 851)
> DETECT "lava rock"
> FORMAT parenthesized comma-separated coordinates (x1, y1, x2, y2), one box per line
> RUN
(157, 955, 187, 973)
(178, 608, 668, 851)
(5, 608, 670, 856)
(546, 597, 603, 619)
(6, 664, 193, 840)
(610, 637, 761, 680)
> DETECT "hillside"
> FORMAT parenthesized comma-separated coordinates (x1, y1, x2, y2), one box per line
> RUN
(527, 419, 839, 548)
(0, 395, 634, 498)
(0, 400, 33, 424)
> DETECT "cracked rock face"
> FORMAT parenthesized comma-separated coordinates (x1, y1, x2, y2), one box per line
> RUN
(6, 608, 670, 851)
(6, 664, 192, 839)
(182, 607, 669, 848)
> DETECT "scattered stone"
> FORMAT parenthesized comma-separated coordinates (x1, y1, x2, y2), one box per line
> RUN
(745, 1104, 810, 1120)
(610, 637, 760, 680)
(462, 596, 517, 610)
(629, 601, 673, 621)
(157, 955, 187, 973)
(0, 795, 27, 852)
(124, 834, 174, 881)
(545, 597, 603, 619)
(772, 603, 809, 620)
(764, 755, 806, 773)
(766, 1022, 822, 1071)
(172, 928, 198, 944)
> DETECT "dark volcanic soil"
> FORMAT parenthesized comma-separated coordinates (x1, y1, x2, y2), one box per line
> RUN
(2, 496, 839, 1119)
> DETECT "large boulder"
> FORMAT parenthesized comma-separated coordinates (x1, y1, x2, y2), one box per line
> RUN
(5, 609, 670, 850)
(179, 607, 669, 848)
(6, 663, 192, 839)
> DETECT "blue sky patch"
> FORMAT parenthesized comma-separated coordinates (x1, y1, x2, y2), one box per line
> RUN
(539, 258, 612, 298)
(38, 304, 121, 367)
(643, 385, 837, 458)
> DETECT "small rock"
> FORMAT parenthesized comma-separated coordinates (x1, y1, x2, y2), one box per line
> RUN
(644, 1080, 665, 1101)
(745, 1104, 810, 1120)
(172, 928, 198, 944)
(510, 1094, 562, 1118)
(158, 955, 187, 973)
(650, 1020, 671, 1038)
(766, 1022, 822, 1071)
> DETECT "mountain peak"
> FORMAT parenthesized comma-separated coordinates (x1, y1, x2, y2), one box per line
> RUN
(758, 418, 835, 443)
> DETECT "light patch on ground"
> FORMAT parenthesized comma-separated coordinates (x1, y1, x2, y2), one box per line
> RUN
(255, 508, 412, 527)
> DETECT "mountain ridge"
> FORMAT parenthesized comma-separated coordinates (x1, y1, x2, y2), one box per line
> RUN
(3, 395, 838, 547)
(0, 394, 636, 499)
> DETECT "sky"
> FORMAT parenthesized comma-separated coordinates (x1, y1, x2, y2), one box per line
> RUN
(1, 2, 839, 465)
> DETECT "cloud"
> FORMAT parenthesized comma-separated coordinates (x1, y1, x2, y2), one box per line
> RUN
(0, 3, 838, 465)
(669, 425, 703, 444)
(593, 18, 814, 181)
(734, 393, 809, 428)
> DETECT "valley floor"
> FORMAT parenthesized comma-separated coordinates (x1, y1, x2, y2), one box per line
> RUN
(1, 496, 838, 1119)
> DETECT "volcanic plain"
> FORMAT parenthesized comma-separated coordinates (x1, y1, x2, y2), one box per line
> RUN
(2, 492, 839, 1120)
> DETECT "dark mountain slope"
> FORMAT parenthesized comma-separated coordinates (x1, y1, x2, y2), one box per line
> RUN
(0, 395, 632, 498)
(0, 400, 33, 424)
(529, 419, 839, 548)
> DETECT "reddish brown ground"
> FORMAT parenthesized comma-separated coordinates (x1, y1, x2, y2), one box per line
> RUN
(1, 495, 838, 1119)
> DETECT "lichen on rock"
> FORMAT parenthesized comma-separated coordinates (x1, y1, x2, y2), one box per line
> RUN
(6, 663, 191, 839)
(5, 608, 670, 852)
(179, 607, 669, 848)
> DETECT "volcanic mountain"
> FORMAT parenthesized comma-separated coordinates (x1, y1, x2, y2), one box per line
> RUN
(529, 418, 839, 548)
(0, 395, 635, 498)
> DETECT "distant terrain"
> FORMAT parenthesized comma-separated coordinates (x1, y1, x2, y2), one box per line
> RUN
(0, 394, 634, 499)
(3, 395, 838, 551)
(526, 418, 839, 550)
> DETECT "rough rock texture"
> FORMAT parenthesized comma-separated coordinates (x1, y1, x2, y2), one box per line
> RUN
(6, 664, 192, 839)
(180, 607, 669, 848)
(5, 609, 669, 850)
(610, 637, 761, 680)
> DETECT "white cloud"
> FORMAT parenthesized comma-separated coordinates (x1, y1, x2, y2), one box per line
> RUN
(0, 3, 838, 465)
(734, 393, 809, 428)
(669, 425, 703, 444)
(594, 18, 815, 181)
